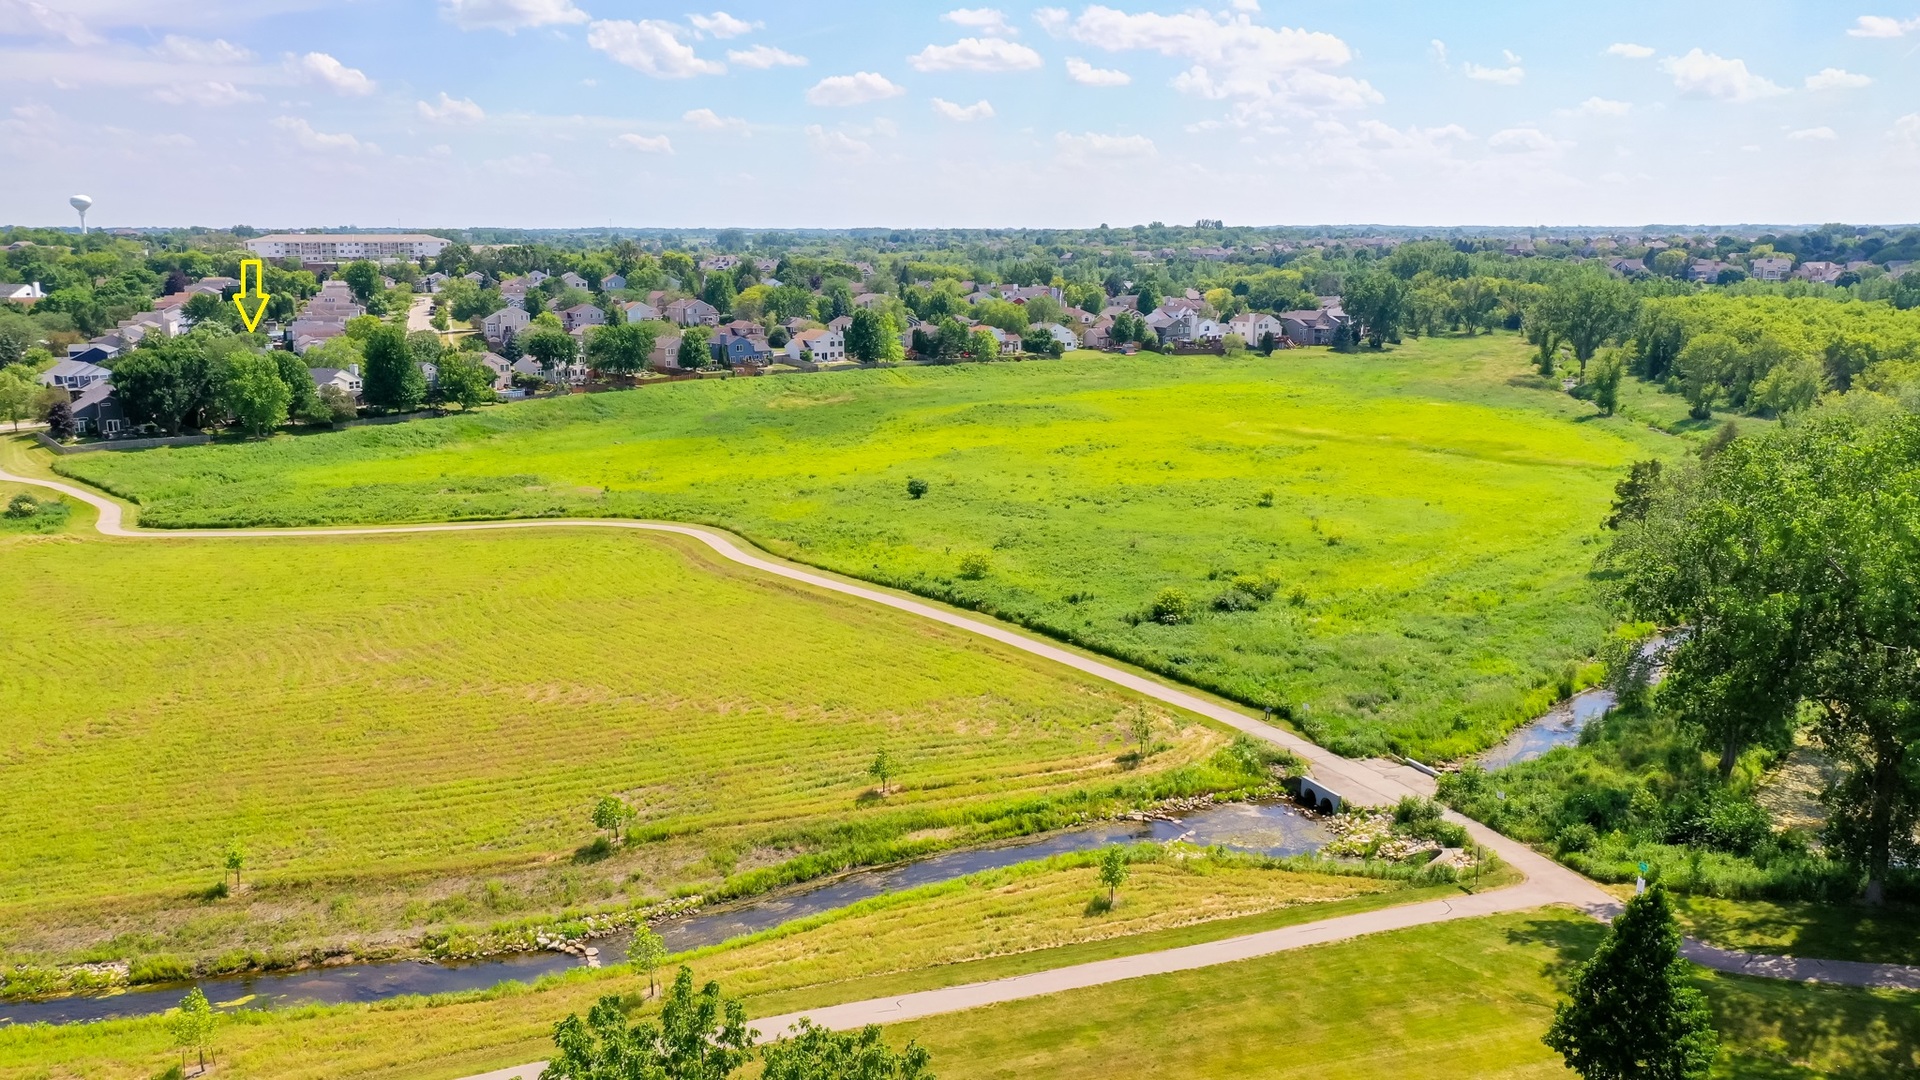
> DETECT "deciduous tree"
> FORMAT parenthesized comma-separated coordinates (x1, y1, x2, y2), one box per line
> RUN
(760, 1021, 934, 1080)
(169, 987, 217, 1075)
(360, 323, 426, 413)
(1097, 846, 1130, 906)
(216, 351, 292, 437)
(544, 968, 753, 1080)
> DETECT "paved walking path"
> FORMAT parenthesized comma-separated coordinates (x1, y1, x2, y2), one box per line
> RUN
(3, 460, 1916, 1080)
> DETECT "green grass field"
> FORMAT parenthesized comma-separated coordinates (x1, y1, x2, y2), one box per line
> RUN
(0, 522, 1256, 972)
(58, 336, 1685, 759)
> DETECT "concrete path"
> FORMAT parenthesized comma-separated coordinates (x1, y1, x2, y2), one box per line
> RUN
(406, 295, 435, 333)
(3, 460, 1916, 1080)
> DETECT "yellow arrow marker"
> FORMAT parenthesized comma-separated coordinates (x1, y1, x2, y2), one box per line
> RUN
(233, 258, 271, 333)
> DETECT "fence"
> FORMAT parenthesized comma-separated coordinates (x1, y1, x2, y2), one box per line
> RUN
(35, 432, 211, 455)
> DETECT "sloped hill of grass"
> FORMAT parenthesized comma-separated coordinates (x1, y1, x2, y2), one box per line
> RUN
(59, 336, 1683, 758)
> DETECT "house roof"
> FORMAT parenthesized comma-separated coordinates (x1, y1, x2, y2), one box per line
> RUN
(41, 358, 110, 382)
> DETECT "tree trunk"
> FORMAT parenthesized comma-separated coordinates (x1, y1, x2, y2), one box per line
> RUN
(1718, 736, 1739, 782)
(1864, 734, 1901, 906)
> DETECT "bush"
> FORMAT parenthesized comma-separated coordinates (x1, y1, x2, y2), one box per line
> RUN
(1556, 822, 1599, 854)
(1149, 588, 1194, 625)
(906, 477, 929, 499)
(5, 493, 39, 518)
(957, 552, 991, 580)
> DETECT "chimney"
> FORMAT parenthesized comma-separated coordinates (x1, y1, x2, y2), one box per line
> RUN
(349, 363, 360, 377)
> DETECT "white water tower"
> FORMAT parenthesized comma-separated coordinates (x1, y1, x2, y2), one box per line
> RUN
(69, 194, 92, 234)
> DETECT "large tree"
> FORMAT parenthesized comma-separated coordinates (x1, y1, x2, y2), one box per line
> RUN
(360, 323, 426, 413)
(523, 326, 577, 382)
(217, 351, 292, 437)
(113, 336, 217, 434)
(1340, 271, 1405, 349)
(586, 320, 658, 380)
(1543, 886, 1718, 1080)
(1606, 411, 1920, 902)
(543, 968, 753, 1080)
(845, 308, 898, 364)
(1537, 270, 1640, 378)
(760, 1021, 934, 1080)
(435, 350, 495, 410)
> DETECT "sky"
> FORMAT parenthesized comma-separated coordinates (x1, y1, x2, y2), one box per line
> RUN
(2, 0, 1918, 229)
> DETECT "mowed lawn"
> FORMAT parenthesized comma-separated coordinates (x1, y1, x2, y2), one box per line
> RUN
(0, 526, 1233, 965)
(63, 335, 1683, 759)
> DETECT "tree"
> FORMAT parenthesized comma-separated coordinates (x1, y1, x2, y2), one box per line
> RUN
(678, 327, 713, 369)
(224, 843, 244, 887)
(44, 397, 74, 440)
(867, 748, 895, 795)
(114, 337, 217, 434)
(1589, 350, 1625, 416)
(360, 324, 426, 413)
(966, 327, 1000, 362)
(630, 927, 669, 999)
(760, 1021, 934, 1080)
(543, 968, 753, 1080)
(216, 352, 292, 437)
(845, 308, 893, 364)
(1340, 272, 1405, 349)
(0, 364, 55, 429)
(1543, 886, 1717, 1080)
(435, 350, 496, 410)
(0, 312, 33, 366)
(169, 987, 217, 1074)
(1097, 846, 1130, 907)
(272, 350, 319, 424)
(1125, 706, 1154, 760)
(1537, 271, 1640, 378)
(702, 271, 737, 317)
(523, 326, 577, 382)
(1135, 285, 1160, 314)
(906, 478, 929, 499)
(1257, 330, 1277, 356)
(341, 261, 382, 305)
(591, 796, 633, 841)
(308, 384, 359, 425)
(587, 320, 658, 380)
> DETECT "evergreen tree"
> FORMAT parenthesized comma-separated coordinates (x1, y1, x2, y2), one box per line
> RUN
(1544, 886, 1718, 1080)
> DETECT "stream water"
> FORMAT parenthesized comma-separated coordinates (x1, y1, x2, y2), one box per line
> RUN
(1476, 688, 1616, 771)
(0, 800, 1330, 1027)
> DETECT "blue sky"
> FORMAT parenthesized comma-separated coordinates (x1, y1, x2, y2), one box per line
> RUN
(3, 0, 1918, 228)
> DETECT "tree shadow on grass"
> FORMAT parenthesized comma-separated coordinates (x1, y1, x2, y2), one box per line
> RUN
(1083, 895, 1113, 917)
(1704, 973, 1920, 1080)
(1504, 914, 1606, 993)
(572, 837, 614, 864)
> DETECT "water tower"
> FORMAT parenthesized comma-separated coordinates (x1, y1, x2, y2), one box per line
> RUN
(69, 194, 92, 234)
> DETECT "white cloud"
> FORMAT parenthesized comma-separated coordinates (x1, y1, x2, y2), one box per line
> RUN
(1488, 126, 1569, 153)
(687, 11, 759, 38)
(1054, 130, 1157, 162)
(1660, 49, 1787, 103)
(806, 71, 906, 106)
(273, 115, 374, 153)
(1048, 5, 1378, 119)
(1891, 113, 1920, 149)
(1804, 67, 1872, 91)
(0, 0, 102, 45)
(613, 132, 674, 153)
(910, 37, 1043, 72)
(438, 0, 588, 33)
(152, 36, 255, 65)
(291, 52, 376, 96)
(1848, 14, 1920, 37)
(944, 7, 1017, 36)
(1429, 39, 1447, 65)
(1567, 96, 1632, 117)
(1033, 6, 1069, 33)
(151, 81, 261, 107)
(727, 44, 807, 68)
(683, 107, 748, 132)
(1065, 57, 1130, 86)
(587, 20, 725, 78)
(1463, 61, 1524, 85)
(805, 124, 872, 157)
(1788, 126, 1837, 140)
(1605, 42, 1655, 59)
(931, 97, 994, 121)
(417, 92, 485, 123)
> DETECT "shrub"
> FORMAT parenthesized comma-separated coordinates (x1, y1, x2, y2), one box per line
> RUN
(1230, 574, 1278, 601)
(5, 493, 39, 518)
(1210, 588, 1257, 613)
(906, 477, 929, 499)
(1149, 588, 1194, 625)
(957, 552, 991, 579)
(129, 955, 194, 985)
(1556, 822, 1599, 855)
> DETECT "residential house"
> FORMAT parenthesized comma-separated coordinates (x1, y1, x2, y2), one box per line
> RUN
(1083, 317, 1115, 350)
(40, 358, 112, 392)
(1886, 260, 1914, 278)
(462, 271, 487, 285)
(1229, 312, 1286, 348)
(650, 333, 684, 370)
(527, 270, 550, 286)
(1060, 305, 1097, 325)
(711, 331, 770, 366)
(68, 380, 126, 437)
(559, 303, 605, 333)
(720, 319, 762, 338)
(1796, 261, 1844, 284)
(499, 279, 529, 309)
(187, 277, 238, 295)
(622, 301, 660, 323)
(665, 298, 720, 326)
(423, 272, 450, 292)
(983, 326, 1020, 355)
(559, 272, 591, 291)
(786, 328, 845, 363)
(0, 282, 46, 304)
(484, 305, 531, 343)
(480, 352, 515, 390)
(1278, 309, 1344, 347)
(1038, 323, 1079, 350)
(852, 293, 888, 309)
(1606, 257, 1647, 277)
(646, 290, 671, 309)
(1687, 259, 1727, 284)
(600, 273, 627, 291)
(64, 344, 120, 366)
(309, 365, 363, 399)
(292, 324, 346, 353)
(827, 315, 853, 332)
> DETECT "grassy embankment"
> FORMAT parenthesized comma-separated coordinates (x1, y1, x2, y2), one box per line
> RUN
(60, 335, 1686, 760)
(5, 857, 1908, 1080)
(1, 513, 1277, 976)
(0, 851, 1462, 1078)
